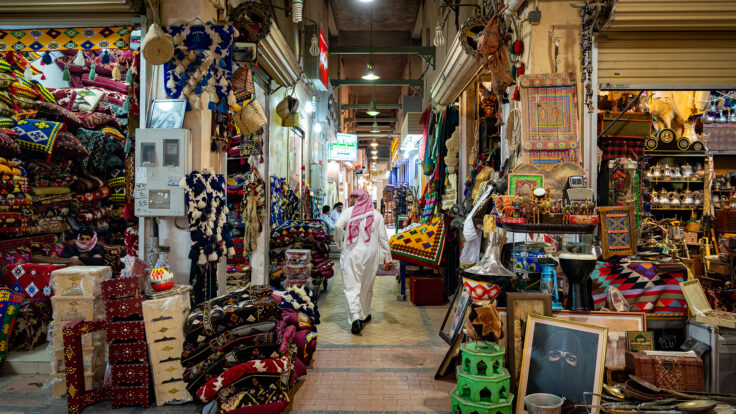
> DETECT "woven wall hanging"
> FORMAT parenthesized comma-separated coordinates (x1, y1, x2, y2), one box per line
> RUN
(163, 23, 234, 112)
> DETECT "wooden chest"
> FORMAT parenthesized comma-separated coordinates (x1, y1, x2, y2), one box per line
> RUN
(50, 266, 111, 297)
(625, 351, 705, 392)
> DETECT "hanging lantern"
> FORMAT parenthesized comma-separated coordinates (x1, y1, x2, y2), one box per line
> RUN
(292, 0, 303, 23)
(309, 33, 319, 56)
(433, 23, 445, 47)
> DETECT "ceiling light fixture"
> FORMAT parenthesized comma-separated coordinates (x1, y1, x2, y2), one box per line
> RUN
(372, 155, 378, 159)
(309, 33, 319, 56)
(366, 99, 380, 117)
(370, 117, 380, 133)
(434, 22, 445, 47)
(358, 0, 374, 3)
(371, 150, 378, 154)
(370, 141, 378, 147)
(361, 4, 380, 80)
(292, 0, 303, 23)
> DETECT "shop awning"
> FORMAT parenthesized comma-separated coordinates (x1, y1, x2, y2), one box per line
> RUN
(604, 0, 736, 32)
(258, 20, 300, 87)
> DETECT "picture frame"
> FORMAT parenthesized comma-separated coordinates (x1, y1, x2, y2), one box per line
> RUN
(148, 99, 186, 129)
(645, 313, 688, 351)
(434, 332, 464, 380)
(506, 292, 552, 392)
(626, 331, 654, 352)
(554, 310, 645, 369)
(508, 173, 544, 196)
(233, 41, 258, 63)
(598, 206, 637, 259)
(517, 315, 607, 414)
(439, 287, 471, 345)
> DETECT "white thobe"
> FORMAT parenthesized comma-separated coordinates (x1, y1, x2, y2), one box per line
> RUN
(335, 207, 391, 324)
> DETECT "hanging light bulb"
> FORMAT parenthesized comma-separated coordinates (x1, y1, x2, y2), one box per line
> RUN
(433, 22, 445, 47)
(370, 141, 378, 147)
(366, 101, 380, 117)
(292, 0, 303, 23)
(362, 62, 380, 80)
(309, 33, 319, 56)
(371, 150, 378, 155)
(370, 118, 380, 133)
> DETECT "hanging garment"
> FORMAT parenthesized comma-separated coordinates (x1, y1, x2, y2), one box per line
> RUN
(460, 185, 494, 266)
(241, 169, 265, 256)
(335, 206, 391, 324)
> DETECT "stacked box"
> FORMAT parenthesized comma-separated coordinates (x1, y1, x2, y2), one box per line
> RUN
(141, 285, 193, 406)
(101, 277, 151, 408)
(48, 266, 111, 397)
(451, 342, 515, 414)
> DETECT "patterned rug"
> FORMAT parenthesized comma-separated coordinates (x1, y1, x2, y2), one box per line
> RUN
(390, 215, 447, 268)
(591, 261, 687, 313)
(0, 27, 132, 51)
(519, 73, 580, 165)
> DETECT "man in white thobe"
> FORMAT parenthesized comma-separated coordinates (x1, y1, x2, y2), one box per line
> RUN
(335, 189, 391, 334)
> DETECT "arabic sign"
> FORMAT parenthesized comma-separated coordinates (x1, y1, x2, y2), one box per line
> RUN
(329, 133, 357, 161)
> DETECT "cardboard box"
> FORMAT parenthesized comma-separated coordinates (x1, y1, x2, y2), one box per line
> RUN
(680, 279, 736, 329)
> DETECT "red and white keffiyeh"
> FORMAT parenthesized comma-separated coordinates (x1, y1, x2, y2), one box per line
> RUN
(75, 231, 97, 252)
(347, 189, 374, 245)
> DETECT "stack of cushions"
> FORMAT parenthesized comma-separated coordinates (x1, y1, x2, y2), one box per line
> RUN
(181, 285, 317, 413)
(25, 160, 72, 236)
(0, 157, 32, 237)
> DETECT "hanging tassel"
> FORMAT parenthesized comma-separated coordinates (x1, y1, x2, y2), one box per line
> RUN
(512, 85, 520, 101)
(218, 57, 228, 69)
(124, 138, 132, 153)
(513, 39, 524, 55)
(517, 62, 525, 76)
(208, 100, 217, 111)
(88, 62, 96, 81)
(101, 50, 110, 64)
(73, 50, 85, 66)
(62, 64, 71, 82)
(112, 63, 121, 80)
(125, 67, 134, 83)
(23, 65, 33, 80)
(193, 85, 203, 95)
(122, 96, 131, 112)
(186, 100, 192, 111)
(41, 51, 52, 65)
(218, 98, 228, 113)
(40, 72, 46, 81)
(166, 77, 175, 91)
(227, 90, 237, 107)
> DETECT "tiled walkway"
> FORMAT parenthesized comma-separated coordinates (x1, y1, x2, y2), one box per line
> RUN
(0, 262, 453, 413)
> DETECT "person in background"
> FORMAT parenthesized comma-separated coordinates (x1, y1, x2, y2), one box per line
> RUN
(335, 189, 391, 335)
(330, 202, 343, 223)
(61, 227, 105, 266)
(321, 205, 335, 232)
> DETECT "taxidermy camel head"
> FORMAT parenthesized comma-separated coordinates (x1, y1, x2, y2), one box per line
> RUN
(644, 95, 678, 135)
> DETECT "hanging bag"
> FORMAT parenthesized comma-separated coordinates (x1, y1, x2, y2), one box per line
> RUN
(389, 214, 448, 268)
(234, 99, 267, 135)
(141, 23, 174, 66)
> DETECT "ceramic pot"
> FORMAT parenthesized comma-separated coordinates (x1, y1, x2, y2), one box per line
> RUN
(150, 267, 174, 291)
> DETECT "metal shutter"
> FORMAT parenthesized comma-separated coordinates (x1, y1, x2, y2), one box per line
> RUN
(604, 0, 736, 32)
(597, 31, 736, 91)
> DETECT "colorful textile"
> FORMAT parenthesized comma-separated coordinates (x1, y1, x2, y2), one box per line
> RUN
(0, 130, 20, 157)
(603, 210, 633, 254)
(12, 119, 64, 157)
(519, 73, 580, 165)
(4, 263, 66, 299)
(390, 215, 447, 268)
(0, 288, 24, 362)
(0, 193, 31, 209)
(162, 23, 234, 112)
(73, 186, 109, 203)
(0, 26, 132, 51)
(53, 130, 89, 158)
(269, 176, 286, 228)
(196, 354, 291, 403)
(591, 261, 688, 313)
(599, 136, 645, 161)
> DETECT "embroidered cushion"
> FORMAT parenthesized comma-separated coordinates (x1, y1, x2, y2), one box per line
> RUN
(53, 130, 89, 159)
(8, 297, 52, 352)
(12, 119, 64, 158)
(0, 130, 20, 158)
(3, 263, 67, 299)
(0, 288, 25, 362)
(70, 88, 104, 113)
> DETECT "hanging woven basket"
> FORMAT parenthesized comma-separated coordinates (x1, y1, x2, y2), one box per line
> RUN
(235, 99, 268, 135)
(141, 23, 174, 65)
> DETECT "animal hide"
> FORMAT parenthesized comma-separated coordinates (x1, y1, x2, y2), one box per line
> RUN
(488, 46, 515, 103)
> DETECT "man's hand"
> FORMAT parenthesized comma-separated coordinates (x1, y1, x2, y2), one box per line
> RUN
(92, 254, 102, 259)
(71, 256, 79, 260)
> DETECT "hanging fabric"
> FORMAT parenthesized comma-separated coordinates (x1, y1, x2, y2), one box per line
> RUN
(0, 27, 133, 52)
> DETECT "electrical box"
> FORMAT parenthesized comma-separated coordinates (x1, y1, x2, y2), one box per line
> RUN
(134, 128, 191, 217)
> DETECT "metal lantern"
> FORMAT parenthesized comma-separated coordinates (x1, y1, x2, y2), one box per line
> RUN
(433, 23, 445, 47)
(292, 0, 303, 23)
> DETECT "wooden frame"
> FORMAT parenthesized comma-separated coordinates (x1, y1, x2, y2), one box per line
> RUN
(517, 315, 607, 414)
(645, 312, 688, 351)
(598, 206, 637, 259)
(506, 292, 552, 392)
(554, 310, 645, 369)
(508, 173, 544, 196)
(438, 286, 471, 345)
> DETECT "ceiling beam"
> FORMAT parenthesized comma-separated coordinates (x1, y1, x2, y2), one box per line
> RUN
(344, 117, 397, 123)
(356, 133, 397, 138)
(332, 79, 423, 87)
(341, 104, 401, 110)
(331, 46, 435, 56)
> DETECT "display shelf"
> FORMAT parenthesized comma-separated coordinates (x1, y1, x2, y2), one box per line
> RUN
(649, 178, 704, 183)
(645, 151, 707, 157)
(498, 222, 596, 234)
(650, 206, 703, 211)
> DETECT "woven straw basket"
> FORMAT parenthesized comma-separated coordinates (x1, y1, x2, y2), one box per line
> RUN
(235, 99, 267, 135)
(142, 23, 174, 65)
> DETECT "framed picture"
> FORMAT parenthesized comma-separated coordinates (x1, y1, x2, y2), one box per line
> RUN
(554, 311, 645, 369)
(148, 99, 186, 129)
(508, 174, 544, 196)
(598, 206, 637, 259)
(645, 313, 687, 351)
(626, 331, 654, 352)
(434, 332, 464, 380)
(233, 41, 258, 63)
(506, 292, 552, 392)
(517, 315, 607, 414)
(439, 287, 471, 345)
